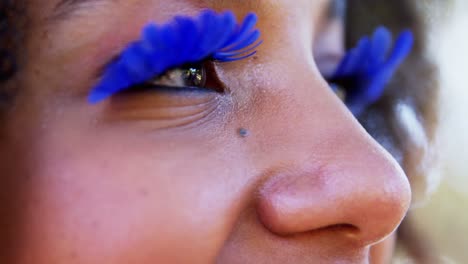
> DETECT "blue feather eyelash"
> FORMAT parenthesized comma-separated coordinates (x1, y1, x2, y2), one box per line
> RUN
(88, 10, 262, 103)
(331, 26, 414, 116)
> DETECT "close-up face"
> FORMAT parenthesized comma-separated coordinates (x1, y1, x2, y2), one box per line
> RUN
(0, 0, 414, 263)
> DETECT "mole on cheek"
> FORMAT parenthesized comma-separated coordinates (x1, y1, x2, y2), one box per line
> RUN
(238, 128, 249, 138)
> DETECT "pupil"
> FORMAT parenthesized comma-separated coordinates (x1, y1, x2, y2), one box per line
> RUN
(182, 65, 206, 87)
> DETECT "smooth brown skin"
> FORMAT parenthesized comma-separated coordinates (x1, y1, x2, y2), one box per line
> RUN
(0, 0, 411, 263)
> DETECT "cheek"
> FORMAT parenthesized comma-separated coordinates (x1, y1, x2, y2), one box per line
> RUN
(12, 122, 248, 263)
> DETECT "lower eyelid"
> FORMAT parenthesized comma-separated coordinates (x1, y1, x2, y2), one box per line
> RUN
(111, 89, 219, 109)
(101, 90, 228, 130)
(124, 84, 221, 95)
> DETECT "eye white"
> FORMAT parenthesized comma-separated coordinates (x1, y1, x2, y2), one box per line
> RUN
(150, 65, 206, 88)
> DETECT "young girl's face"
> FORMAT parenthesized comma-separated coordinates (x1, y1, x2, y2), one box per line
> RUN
(1, 0, 411, 263)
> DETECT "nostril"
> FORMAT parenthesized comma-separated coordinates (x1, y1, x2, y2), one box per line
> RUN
(311, 224, 361, 240)
(320, 224, 359, 234)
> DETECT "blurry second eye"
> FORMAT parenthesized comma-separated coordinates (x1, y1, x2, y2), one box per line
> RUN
(329, 83, 347, 102)
(149, 64, 207, 88)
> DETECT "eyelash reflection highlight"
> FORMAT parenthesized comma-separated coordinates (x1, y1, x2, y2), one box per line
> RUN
(330, 26, 414, 116)
(89, 10, 262, 103)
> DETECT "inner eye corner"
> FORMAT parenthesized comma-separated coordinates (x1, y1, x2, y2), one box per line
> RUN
(201, 60, 226, 93)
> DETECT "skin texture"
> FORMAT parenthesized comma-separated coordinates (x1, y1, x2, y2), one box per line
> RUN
(0, 0, 411, 263)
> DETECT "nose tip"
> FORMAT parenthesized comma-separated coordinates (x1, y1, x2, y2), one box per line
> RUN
(256, 146, 411, 246)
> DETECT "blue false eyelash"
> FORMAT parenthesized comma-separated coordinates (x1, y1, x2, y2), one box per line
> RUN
(88, 10, 262, 103)
(331, 26, 414, 115)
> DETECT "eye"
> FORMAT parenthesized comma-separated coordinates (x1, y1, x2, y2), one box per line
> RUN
(330, 27, 414, 116)
(125, 62, 224, 94)
(149, 63, 207, 89)
(89, 10, 262, 104)
(314, 1, 412, 115)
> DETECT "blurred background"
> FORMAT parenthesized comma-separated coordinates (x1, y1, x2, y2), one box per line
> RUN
(396, 1, 468, 263)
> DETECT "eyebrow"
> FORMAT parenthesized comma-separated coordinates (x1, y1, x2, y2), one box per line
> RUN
(51, 0, 110, 20)
(51, 0, 339, 21)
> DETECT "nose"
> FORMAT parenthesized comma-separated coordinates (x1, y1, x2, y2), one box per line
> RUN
(255, 85, 411, 247)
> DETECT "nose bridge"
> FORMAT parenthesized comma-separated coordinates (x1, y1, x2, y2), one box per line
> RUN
(253, 69, 411, 246)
